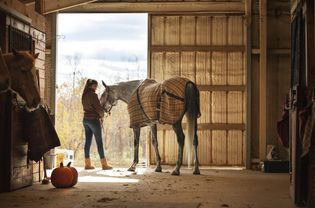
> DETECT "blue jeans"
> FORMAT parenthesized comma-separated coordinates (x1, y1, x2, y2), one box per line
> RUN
(83, 118, 105, 159)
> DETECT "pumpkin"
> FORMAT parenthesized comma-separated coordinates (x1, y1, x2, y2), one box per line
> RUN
(66, 162, 78, 187)
(51, 162, 74, 188)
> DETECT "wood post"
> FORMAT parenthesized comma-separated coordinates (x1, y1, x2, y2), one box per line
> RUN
(259, 0, 267, 161)
(245, 0, 252, 169)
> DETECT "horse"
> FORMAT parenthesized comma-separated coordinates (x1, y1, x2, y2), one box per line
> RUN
(0, 48, 10, 91)
(2, 49, 41, 109)
(100, 76, 201, 175)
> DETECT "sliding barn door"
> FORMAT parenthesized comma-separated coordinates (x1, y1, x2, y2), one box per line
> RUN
(149, 14, 246, 166)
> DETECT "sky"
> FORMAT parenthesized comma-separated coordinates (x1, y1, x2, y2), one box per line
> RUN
(56, 13, 148, 86)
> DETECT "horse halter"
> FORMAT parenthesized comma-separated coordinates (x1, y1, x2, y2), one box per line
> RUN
(104, 104, 113, 116)
(102, 91, 114, 116)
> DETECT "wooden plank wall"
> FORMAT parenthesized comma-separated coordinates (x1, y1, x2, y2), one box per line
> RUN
(149, 14, 246, 166)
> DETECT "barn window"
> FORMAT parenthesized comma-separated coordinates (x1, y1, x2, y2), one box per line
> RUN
(8, 26, 32, 52)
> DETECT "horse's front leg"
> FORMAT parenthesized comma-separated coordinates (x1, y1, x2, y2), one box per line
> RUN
(171, 122, 185, 176)
(128, 127, 140, 172)
(150, 124, 162, 172)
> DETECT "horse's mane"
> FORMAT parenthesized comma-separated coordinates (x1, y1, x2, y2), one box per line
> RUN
(114, 80, 143, 86)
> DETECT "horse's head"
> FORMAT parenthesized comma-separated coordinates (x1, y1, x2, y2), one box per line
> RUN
(4, 49, 40, 108)
(0, 48, 11, 91)
(100, 81, 118, 114)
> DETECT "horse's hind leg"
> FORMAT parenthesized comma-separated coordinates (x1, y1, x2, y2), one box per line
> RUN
(171, 121, 185, 176)
(193, 120, 200, 175)
(150, 124, 162, 172)
(128, 127, 140, 172)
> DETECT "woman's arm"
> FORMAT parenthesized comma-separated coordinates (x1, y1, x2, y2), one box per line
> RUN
(91, 93, 105, 118)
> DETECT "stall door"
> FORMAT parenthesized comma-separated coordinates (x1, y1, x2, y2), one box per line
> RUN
(149, 14, 246, 166)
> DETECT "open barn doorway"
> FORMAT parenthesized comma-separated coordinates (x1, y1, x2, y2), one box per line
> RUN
(55, 13, 148, 168)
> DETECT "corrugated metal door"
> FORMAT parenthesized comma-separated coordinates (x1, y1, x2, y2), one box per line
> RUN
(149, 14, 246, 166)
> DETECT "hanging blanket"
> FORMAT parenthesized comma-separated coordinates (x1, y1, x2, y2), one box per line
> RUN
(128, 76, 192, 128)
(24, 106, 61, 162)
(301, 102, 315, 157)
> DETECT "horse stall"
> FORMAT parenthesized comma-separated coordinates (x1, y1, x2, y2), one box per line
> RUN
(0, 0, 312, 208)
(0, 0, 59, 192)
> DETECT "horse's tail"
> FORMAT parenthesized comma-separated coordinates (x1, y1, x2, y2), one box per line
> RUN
(185, 82, 200, 168)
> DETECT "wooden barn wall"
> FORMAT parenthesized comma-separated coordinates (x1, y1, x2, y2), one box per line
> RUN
(250, 0, 291, 162)
(0, 1, 46, 184)
(149, 14, 246, 166)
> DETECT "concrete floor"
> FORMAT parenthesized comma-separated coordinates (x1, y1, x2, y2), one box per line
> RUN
(0, 166, 293, 208)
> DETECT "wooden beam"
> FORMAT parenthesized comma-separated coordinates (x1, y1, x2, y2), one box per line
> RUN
(62, 2, 245, 14)
(269, 49, 291, 55)
(158, 123, 245, 131)
(49, 13, 57, 115)
(252, 48, 291, 55)
(20, 0, 35, 6)
(197, 85, 245, 92)
(35, 0, 97, 14)
(259, 0, 267, 161)
(306, 0, 315, 90)
(151, 45, 245, 52)
(245, 0, 252, 169)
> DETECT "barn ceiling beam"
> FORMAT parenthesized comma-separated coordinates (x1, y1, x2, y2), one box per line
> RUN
(151, 45, 245, 52)
(20, 0, 35, 6)
(35, 0, 97, 14)
(62, 2, 245, 13)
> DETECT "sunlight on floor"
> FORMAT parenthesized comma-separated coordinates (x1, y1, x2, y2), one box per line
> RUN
(78, 176, 139, 183)
(48, 166, 245, 184)
(96, 168, 146, 176)
(74, 167, 146, 183)
(203, 166, 245, 170)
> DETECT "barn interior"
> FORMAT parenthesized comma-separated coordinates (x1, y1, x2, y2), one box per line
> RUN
(0, 0, 314, 207)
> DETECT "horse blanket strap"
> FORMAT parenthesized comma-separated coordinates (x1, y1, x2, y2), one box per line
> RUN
(128, 76, 190, 127)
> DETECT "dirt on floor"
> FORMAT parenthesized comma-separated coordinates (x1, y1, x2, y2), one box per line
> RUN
(0, 166, 293, 208)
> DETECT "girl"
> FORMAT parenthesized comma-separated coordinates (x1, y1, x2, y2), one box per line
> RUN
(81, 79, 112, 170)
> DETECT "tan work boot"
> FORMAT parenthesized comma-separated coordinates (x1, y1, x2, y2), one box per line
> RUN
(84, 158, 95, 170)
(101, 158, 113, 170)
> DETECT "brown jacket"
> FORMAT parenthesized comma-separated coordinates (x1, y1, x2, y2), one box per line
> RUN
(82, 88, 104, 119)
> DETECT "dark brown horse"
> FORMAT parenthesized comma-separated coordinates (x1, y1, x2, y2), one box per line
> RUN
(3, 49, 41, 108)
(0, 48, 10, 91)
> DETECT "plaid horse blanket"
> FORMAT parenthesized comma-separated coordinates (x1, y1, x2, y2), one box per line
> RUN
(128, 76, 192, 127)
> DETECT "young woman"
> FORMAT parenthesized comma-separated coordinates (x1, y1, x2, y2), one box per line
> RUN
(81, 79, 112, 170)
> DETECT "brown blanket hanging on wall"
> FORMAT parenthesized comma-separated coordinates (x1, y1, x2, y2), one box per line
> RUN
(24, 106, 60, 162)
(128, 76, 192, 128)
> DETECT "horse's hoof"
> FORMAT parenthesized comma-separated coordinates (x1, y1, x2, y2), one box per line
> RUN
(171, 170, 180, 176)
(193, 168, 200, 175)
(155, 167, 162, 172)
(128, 167, 135, 172)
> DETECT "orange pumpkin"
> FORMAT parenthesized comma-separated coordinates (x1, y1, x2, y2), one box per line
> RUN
(67, 162, 78, 187)
(51, 162, 74, 188)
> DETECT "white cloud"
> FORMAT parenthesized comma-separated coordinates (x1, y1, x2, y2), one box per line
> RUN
(57, 13, 148, 85)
